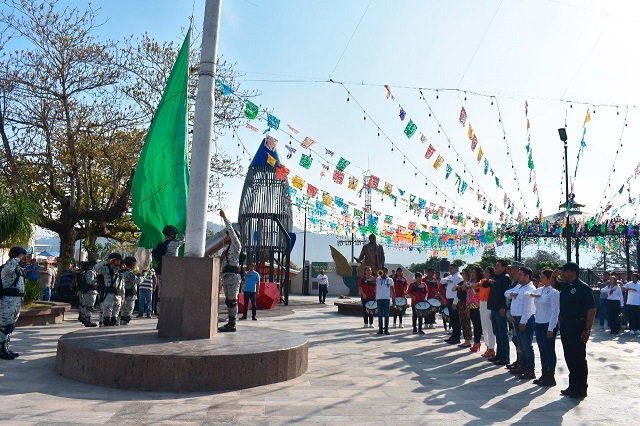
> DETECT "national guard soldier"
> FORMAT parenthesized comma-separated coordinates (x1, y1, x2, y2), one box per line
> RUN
(95, 253, 123, 327)
(555, 262, 596, 399)
(78, 260, 98, 327)
(218, 209, 243, 333)
(1, 246, 27, 360)
(119, 256, 138, 325)
(151, 225, 185, 317)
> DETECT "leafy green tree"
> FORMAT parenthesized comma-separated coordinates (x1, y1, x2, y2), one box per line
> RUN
(408, 256, 439, 272)
(523, 250, 564, 273)
(452, 259, 466, 268)
(476, 248, 503, 270)
(0, 191, 37, 247)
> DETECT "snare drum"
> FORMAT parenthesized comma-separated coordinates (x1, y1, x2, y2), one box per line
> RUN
(365, 300, 378, 315)
(442, 306, 450, 322)
(394, 297, 408, 312)
(415, 301, 431, 317)
(427, 298, 442, 308)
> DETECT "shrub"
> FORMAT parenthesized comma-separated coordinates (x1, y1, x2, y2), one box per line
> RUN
(22, 279, 41, 306)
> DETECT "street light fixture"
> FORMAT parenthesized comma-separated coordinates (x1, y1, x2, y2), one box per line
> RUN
(558, 128, 571, 262)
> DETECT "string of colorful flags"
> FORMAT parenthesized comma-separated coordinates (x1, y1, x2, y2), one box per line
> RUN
(524, 101, 541, 210)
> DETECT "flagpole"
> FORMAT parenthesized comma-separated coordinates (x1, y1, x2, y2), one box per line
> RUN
(185, 0, 222, 257)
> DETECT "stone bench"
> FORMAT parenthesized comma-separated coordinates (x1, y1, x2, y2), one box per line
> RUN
(17, 301, 71, 327)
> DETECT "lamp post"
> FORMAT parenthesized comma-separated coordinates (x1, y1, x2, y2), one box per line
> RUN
(558, 128, 571, 262)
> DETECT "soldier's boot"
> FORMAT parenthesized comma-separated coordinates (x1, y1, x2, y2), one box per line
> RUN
(5, 336, 19, 358)
(120, 316, 130, 325)
(0, 342, 16, 360)
(111, 317, 118, 326)
(83, 318, 98, 327)
(218, 317, 237, 332)
(77, 311, 85, 322)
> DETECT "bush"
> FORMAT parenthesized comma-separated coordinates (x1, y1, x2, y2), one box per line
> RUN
(22, 279, 41, 306)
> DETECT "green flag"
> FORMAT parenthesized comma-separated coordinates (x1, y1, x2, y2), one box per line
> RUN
(132, 30, 190, 249)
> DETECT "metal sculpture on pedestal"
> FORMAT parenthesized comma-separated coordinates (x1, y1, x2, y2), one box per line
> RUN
(238, 137, 294, 305)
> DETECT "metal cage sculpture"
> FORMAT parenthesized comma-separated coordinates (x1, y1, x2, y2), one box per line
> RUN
(238, 138, 293, 305)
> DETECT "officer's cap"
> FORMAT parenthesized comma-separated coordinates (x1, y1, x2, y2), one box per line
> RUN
(559, 262, 579, 272)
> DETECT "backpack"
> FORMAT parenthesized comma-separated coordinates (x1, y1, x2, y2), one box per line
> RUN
(77, 270, 88, 293)
(152, 240, 172, 275)
(0, 263, 24, 298)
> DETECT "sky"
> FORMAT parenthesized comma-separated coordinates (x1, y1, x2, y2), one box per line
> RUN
(13, 0, 640, 265)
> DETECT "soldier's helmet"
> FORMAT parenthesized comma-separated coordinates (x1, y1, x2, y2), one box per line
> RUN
(8, 246, 27, 259)
(107, 253, 122, 261)
(162, 225, 179, 237)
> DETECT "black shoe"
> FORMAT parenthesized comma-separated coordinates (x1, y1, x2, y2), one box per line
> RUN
(0, 342, 16, 360)
(136, 313, 144, 318)
(487, 356, 500, 362)
(239, 316, 247, 320)
(419, 330, 426, 335)
(560, 387, 574, 396)
(447, 340, 461, 345)
(252, 317, 257, 321)
(5, 339, 19, 358)
(377, 330, 383, 335)
(541, 375, 556, 387)
(413, 328, 418, 334)
(533, 373, 546, 385)
(384, 331, 390, 335)
(568, 391, 587, 399)
(84, 321, 98, 327)
(494, 359, 510, 365)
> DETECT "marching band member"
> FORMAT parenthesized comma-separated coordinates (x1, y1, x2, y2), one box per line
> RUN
(392, 268, 408, 328)
(358, 266, 376, 328)
(409, 272, 428, 335)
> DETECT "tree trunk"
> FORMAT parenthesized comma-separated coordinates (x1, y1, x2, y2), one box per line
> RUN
(86, 234, 99, 261)
(57, 226, 77, 271)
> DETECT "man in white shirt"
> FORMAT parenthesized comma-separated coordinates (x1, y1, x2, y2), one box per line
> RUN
(317, 270, 329, 304)
(376, 267, 395, 335)
(622, 273, 640, 334)
(510, 267, 537, 380)
(441, 264, 463, 344)
(505, 271, 524, 372)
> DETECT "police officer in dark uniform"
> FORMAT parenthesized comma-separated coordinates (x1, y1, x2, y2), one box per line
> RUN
(555, 262, 596, 399)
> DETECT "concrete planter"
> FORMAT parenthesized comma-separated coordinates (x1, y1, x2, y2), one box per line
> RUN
(17, 301, 71, 327)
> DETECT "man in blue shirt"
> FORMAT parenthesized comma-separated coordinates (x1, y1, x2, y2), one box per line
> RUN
(240, 263, 260, 321)
(24, 259, 41, 282)
(57, 262, 75, 302)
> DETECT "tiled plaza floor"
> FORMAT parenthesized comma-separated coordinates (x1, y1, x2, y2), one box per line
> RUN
(0, 295, 638, 425)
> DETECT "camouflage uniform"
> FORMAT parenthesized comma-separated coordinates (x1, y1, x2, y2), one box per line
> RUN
(120, 269, 138, 325)
(221, 217, 242, 322)
(79, 269, 98, 326)
(94, 261, 124, 326)
(1, 258, 24, 345)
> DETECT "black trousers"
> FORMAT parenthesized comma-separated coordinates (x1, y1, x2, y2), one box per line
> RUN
(607, 300, 622, 334)
(628, 305, 640, 331)
(412, 307, 423, 331)
(318, 284, 328, 303)
(447, 298, 461, 341)
(560, 321, 588, 393)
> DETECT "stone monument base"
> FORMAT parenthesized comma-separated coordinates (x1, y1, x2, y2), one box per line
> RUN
(55, 324, 308, 392)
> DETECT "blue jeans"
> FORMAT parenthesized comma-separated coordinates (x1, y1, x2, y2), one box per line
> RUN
(243, 291, 257, 318)
(599, 298, 608, 328)
(377, 299, 390, 332)
(535, 322, 558, 374)
(517, 316, 536, 371)
(138, 288, 153, 314)
(40, 287, 51, 301)
(491, 310, 510, 361)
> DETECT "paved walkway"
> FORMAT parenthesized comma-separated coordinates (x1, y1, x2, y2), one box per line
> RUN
(0, 295, 638, 425)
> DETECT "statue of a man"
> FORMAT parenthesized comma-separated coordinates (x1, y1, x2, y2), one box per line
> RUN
(354, 234, 385, 274)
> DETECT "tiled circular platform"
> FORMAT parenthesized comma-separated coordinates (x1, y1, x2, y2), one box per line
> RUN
(55, 325, 308, 392)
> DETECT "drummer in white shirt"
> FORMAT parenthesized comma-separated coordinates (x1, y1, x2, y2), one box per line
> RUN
(622, 273, 640, 334)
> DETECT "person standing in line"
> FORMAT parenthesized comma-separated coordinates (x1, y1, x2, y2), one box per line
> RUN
(358, 266, 376, 328)
(479, 267, 496, 358)
(466, 267, 483, 353)
(513, 267, 537, 380)
(530, 269, 560, 386)
(240, 263, 260, 321)
(605, 276, 624, 335)
(376, 267, 395, 335)
(137, 268, 155, 318)
(392, 267, 408, 328)
(317, 269, 329, 305)
(505, 268, 525, 373)
(485, 259, 511, 365)
(408, 272, 427, 335)
(454, 268, 472, 348)
(506, 262, 525, 371)
(424, 268, 440, 329)
(555, 262, 596, 399)
(77, 260, 98, 327)
(441, 264, 463, 344)
(1, 247, 27, 360)
(119, 257, 138, 325)
(36, 261, 56, 302)
(94, 253, 123, 327)
(598, 271, 610, 330)
(622, 273, 640, 334)
(218, 209, 242, 333)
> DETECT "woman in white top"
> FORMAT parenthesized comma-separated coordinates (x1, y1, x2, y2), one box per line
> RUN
(606, 276, 624, 335)
(622, 273, 640, 334)
(529, 269, 560, 386)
